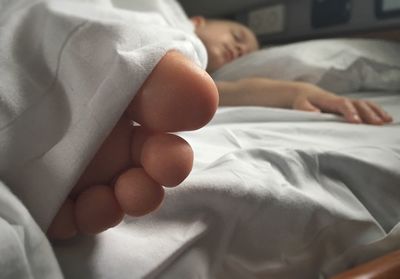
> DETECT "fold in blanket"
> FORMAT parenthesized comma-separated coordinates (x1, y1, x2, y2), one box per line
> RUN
(0, 180, 62, 279)
(0, 0, 207, 230)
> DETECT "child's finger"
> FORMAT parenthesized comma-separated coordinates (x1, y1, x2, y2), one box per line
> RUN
(365, 101, 393, 123)
(309, 95, 361, 123)
(353, 101, 384, 125)
(294, 98, 321, 112)
(332, 98, 362, 124)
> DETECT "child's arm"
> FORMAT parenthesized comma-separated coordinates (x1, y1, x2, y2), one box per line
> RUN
(216, 78, 393, 125)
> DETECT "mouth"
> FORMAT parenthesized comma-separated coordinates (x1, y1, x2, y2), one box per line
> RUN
(223, 46, 235, 62)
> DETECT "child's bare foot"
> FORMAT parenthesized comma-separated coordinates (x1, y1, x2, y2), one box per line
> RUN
(47, 51, 218, 239)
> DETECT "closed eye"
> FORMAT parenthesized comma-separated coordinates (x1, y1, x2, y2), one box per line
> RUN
(231, 29, 243, 42)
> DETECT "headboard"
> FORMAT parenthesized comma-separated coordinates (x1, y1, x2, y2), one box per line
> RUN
(178, 0, 400, 45)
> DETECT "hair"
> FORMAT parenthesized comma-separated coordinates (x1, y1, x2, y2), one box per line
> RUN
(204, 18, 261, 49)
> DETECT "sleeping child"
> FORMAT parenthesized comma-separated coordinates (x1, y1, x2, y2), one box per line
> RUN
(191, 16, 393, 126)
(0, 0, 392, 241)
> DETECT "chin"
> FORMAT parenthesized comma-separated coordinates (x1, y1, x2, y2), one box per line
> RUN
(206, 61, 220, 73)
(206, 64, 218, 73)
(210, 60, 226, 73)
(207, 64, 222, 73)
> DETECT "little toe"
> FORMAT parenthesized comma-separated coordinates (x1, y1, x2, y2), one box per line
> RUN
(75, 185, 124, 235)
(114, 168, 164, 217)
(47, 199, 77, 239)
(126, 51, 219, 132)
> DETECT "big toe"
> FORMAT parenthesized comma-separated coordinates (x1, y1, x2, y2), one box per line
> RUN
(126, 51, 219, 132)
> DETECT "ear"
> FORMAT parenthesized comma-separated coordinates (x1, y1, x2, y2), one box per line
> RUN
(190, 16, 206, 29)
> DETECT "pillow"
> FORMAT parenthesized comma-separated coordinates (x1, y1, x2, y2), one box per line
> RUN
(212, 39, 400, 94)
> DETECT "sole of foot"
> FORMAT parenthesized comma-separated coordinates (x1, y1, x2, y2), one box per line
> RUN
(47, 50, 218, 239)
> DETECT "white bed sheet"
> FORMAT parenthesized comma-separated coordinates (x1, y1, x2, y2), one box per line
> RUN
(1, 1, 399, 278)
(54, 92, 400, 279)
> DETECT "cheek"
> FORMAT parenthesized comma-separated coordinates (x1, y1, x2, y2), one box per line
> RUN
(211, 45, 225, 60)
(208, 47, 224, 69)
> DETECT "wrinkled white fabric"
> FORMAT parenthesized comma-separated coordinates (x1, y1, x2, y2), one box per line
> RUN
(0, 0, 207, 230)
(0, 180, 63, 279)
(54, 92, 400, 279)
(2, 0, 400, 278)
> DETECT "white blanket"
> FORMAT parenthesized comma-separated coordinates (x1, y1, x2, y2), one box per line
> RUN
(0, 180, 62, 279)
(2, 0, 400, 278)
(54, 92, 400, 279)
(0, 0, 206, 230)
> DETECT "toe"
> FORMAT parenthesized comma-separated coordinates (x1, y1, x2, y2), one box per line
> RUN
(47, 199, 77, 239)
(75, 185, 124, 235)
(114, 168, 164, 216)
(130, 127, 193, 187)
(140, 133, 193, 187)
(130, 126, 154, 166)
(126, 51, 219, 132)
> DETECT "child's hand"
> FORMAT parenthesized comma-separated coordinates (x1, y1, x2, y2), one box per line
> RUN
(292, 84, 393, 125)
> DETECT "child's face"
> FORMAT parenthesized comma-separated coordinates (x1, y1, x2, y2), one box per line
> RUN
(193, 18, 259, 72)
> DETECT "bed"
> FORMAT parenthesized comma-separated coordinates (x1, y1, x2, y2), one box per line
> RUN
(51, 91, 400, 279)
(2, 90, 400, 278)
(1, 1, 400, 279)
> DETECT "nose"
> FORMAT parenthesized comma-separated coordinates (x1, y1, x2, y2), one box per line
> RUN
(235, 44, 247, 57)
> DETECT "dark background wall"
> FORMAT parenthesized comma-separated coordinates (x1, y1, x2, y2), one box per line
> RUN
(178, 0, 400, 44)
